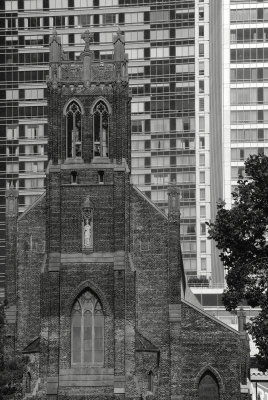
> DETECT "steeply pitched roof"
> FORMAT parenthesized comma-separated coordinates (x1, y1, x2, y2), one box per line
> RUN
(131, 185, 167, 220)
(135, 331, 159, 353)
(183, 284, 203, 310)
(182, 298, 240, 335)
(22, 337, 40, 353)
(18, 192, 46, 222)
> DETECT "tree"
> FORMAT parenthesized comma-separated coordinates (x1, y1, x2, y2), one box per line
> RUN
(0, 304, 27, 399)
(207, 154, 268, 371)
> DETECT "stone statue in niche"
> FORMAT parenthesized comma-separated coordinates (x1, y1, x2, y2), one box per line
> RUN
(83, 218, 91, 248)
(82, 198, 93, 250)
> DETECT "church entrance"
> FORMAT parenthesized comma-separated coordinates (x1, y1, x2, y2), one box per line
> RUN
(198, 372, 220, 400)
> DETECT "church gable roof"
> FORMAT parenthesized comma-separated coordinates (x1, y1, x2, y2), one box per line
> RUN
(18, 192, 46, 222)
(22, 336, 40, 354)
(183, 284, 203, 310)
(135, 331, 159, 353)
(131, 185, 167, 220)
(182, 298, 241, 336)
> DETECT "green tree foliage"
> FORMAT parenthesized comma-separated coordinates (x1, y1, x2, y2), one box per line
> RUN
(0, 304, 26, 399)
(207, 154, 268, 371)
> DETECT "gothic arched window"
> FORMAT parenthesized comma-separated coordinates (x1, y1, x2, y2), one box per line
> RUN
(71, 289, 104, 365)
(198, 372, 219, 399)
(93, 101, 109, 157)
(66, 101, 82, 158)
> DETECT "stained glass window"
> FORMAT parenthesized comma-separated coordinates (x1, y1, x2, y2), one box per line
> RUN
(71, 290, 104, 365)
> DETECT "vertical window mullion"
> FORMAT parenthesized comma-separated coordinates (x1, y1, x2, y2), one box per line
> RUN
(81, 309, 84, 364)
(107, 115, 109, 156)
(92, 311, 95, 364)
(100, 113, 103, 157)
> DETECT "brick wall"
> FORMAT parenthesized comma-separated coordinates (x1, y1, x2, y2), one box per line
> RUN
(48, 85, 130, 167)
(16, 195, 46, 351)
(10, 180, 251, 400)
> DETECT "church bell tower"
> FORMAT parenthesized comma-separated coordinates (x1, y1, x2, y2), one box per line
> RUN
(48, 28, 131, 166)
(46, 28, 131, 257)
(41, 29, 133, 398)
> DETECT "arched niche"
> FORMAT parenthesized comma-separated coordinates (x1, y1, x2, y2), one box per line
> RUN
(81, 196, 93, 251)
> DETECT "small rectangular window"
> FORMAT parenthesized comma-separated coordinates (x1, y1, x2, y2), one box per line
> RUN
(258, 129, 264, 141)
(94, 14, 99, 25)
(144, 174, 151, 184)
(199, 7, 204, 21)
(201, 258, 207, 271)
(199, 154, 205, 166)
(69, 34, 75, 44)
(200, 171, 205, 184)
(200, 223, 206, 235)
(199, 98, 205, 111)
(200, 188, 205, 201)
(144, 140, 150, 151)
(144, 157, 151, 167)
(103, 13, 116, 25)
(201, 240, 206, 253)
(150, 10, 169, 23)
(5, 1, 18, 10)
(199, 117, 205, 131)
(199, 80, 204, 93)
(199, 61, 204, 75)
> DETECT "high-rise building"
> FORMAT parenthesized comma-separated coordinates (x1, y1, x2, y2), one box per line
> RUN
(0, 0, 219, 288)
(223, 0, 268, 207)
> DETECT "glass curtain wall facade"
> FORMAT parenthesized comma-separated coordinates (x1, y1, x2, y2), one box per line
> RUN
(0, 0, 213, 286)
(223, 0, 268, 208)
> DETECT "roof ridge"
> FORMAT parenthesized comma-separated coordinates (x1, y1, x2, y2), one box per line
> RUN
(18, 192, 46, 222)
(182, 298, 241, 336)
(131, 185, 167, 219)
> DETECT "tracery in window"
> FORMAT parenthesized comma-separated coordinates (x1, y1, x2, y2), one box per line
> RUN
(93, 101, 109, 157)
(71, 290, 104, 365)
(66, 101, 82, 158)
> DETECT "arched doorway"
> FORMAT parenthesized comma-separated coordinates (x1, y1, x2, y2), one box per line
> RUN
(198, 371, 220, 400)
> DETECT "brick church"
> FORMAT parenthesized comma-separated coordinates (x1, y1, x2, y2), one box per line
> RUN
(5, 29, 252, 400)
